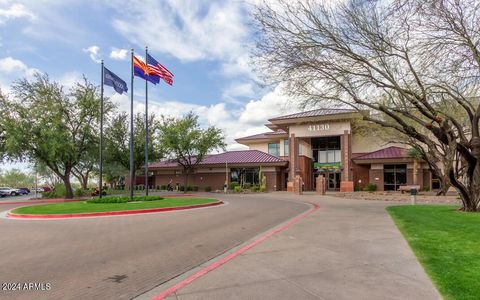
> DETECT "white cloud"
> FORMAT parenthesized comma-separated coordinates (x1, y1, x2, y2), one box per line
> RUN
(106, 82, 302, 152)
(83, 45, 101, 63)
(239, 84, 300, 126)
(221, 54, 255, 78)
(109, 0, 250, 62)
(110, 48, 128, 60)
(0, 56, 39, 93)
(0, 3, 36, 25)
(222, 82, 255, 102)
(56, 71, 83, 89)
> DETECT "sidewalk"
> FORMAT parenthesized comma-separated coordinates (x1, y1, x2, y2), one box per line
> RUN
(141, 194, 441, 300)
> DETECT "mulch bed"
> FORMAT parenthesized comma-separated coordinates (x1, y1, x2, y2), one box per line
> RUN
(329, 191, 460, 204)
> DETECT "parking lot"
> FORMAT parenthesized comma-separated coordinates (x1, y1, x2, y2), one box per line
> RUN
(0, 193, 37, 202)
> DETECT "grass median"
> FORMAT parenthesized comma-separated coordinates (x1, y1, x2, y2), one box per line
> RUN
(12, 197, 218, 215)
(387, 205, 480, 300)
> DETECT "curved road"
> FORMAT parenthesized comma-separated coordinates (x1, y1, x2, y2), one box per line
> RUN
(0, 193, 309, 300)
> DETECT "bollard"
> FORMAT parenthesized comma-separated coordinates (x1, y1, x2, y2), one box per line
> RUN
(410, 188, 417, 205)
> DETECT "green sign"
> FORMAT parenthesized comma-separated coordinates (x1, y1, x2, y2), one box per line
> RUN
(313, 162, 342, 170)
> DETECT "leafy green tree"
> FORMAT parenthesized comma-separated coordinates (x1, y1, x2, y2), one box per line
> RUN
(158, 112, 226, 192)
(0, 168, 34, 188)
(103, 162, 126, 189)
(104, 112, 162, 186)
(0, 74, 107, 198)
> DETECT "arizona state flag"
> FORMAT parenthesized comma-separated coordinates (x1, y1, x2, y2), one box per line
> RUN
(133, 55, 160, 84)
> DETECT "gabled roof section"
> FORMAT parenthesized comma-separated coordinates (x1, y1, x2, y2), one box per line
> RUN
(149, 150, 287, 169)
(354, 146, 409, 160)
(202, 150, 286, 164)
(235, 130, 288, 143)
(268, 108, 358, 121)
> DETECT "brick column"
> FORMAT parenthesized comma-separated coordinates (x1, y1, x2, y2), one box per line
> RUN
(340, 130, 354, 192)
(288, 134, 299, 192)
(316, 175, 326, 195)
(294, 175, 303, 195)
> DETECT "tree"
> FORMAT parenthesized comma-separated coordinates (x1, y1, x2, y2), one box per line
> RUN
(352, 117, 454, 196)
(0, 74, 107, 199)
(103, 162, 126, 189)
(158, 112, 226, 192)
(0, 168, 34, 188)
(32, 161, 62, 187)
(254, 0, 480, 211)
(71, 150, 97, 189)
(104, 111, 162, 186)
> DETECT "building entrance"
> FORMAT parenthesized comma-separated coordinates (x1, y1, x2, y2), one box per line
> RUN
(314, 172, 341, 191)
(327, 172, 341, 190)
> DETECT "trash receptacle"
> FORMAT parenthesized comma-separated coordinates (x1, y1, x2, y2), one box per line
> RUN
(410, 188, 417, 205)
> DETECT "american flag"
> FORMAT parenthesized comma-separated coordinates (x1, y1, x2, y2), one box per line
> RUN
(146, 53, 174, 85)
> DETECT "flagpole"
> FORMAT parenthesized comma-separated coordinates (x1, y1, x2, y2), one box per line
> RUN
(145, 46, 149, 196)
(129, 49, 134, 201)
(99, 60, 104, 198)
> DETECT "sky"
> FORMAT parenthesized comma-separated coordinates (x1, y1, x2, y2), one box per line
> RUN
(0, 0, 302, 171)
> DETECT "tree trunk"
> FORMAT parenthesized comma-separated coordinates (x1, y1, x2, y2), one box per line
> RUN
(63, 172, 74, 199)
(436, 178, 450, 196)
(449, 165, 480, 212)
(81, 172, 89, 189)
(184, 170, 188, 194)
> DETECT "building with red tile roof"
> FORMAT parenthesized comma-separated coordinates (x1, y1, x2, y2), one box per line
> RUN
(146, 108, 437, 192)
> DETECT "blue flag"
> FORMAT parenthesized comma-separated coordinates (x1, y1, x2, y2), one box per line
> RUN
(104, 66, 128, 94)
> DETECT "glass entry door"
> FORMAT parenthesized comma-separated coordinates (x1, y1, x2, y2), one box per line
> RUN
(327, 172, 341, 190)
(384, 164, 407, 191)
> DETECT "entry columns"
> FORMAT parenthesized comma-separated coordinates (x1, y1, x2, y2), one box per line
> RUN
(287, 134, 300, 192)
(340, 130, 354, 192)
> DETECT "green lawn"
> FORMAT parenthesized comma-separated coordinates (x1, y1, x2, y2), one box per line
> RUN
(387, 205, 480, 300)
(12, 198, 217, 215)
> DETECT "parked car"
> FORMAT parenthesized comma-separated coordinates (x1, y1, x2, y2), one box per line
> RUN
(0, 187, 20, 196)
(0, 190, 8, 198)
(42, 186, 52, 192)
(17, 188, 31, 195)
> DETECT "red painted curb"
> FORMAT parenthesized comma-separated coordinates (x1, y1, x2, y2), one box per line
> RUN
(7, 200, 224, 219)
(151, 203, 320, 300)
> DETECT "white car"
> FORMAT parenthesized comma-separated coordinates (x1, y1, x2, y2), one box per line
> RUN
(0, 187, 20, 196)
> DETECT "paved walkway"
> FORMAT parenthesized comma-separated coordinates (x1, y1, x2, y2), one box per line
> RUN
(141, 193, 441, 300)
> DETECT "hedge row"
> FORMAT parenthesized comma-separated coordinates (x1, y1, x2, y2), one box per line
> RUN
(87, 195, 163, 204)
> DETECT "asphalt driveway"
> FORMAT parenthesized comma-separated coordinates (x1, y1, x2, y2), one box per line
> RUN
(0, 193, 309, 300)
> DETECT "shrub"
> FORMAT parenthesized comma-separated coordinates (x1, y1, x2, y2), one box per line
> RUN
(42, 184, 67, 198)
(193, 186, 199, 191)
(186, 186, 193, 191)
(179, 185, 185, 191)
(259, 186, 266, 192)
(244, 183, 251, 189)
(204, 186, 212, 192)
(363, 183, 377, 192)
(87, 195, 163, 204)
(354, 185, 361, 192)
(74, 188, 90, 197)
(423, 186, 430, 192)
(229, 181, 238, 190)
(251, 186, 260, 192)
(160, 185, 167, 190)
(234, 185, 242, 193)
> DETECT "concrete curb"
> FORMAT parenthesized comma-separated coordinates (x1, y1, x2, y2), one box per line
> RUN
(7, 200, 224, 219)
